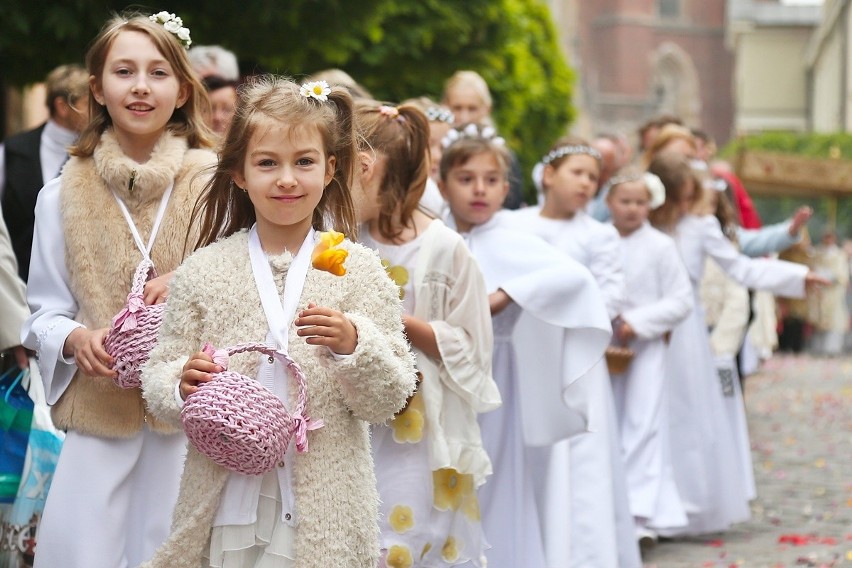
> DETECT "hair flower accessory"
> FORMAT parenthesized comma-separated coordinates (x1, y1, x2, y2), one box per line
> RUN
(440, 123, 506, 149)
(312, 231, 348, 276)
(300, 80, 331, 102)
(541, 145, 602, 166)
(149, 11, 192, 48)
(379, 105, 400, 119)
(643, 172, 666, 209)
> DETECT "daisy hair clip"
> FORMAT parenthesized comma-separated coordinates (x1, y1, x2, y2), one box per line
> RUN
(149, 11, 191, 49)
(441, 123, 505, 149)
(300, 80, 332, 102)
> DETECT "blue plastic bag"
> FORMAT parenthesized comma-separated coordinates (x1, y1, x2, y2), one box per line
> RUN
(0, 369, 33, 504)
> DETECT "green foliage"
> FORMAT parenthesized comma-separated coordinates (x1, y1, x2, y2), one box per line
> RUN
(720, 131, 852, 160)
(1, 0, 575, 197)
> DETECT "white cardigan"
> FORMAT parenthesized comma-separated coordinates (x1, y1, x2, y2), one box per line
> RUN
(140, 230, 417, 568)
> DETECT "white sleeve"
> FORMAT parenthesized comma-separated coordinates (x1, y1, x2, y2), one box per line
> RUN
(700, 216, 807, 299)
(589, 225, 626, 319)
(21, 179, 84, 405)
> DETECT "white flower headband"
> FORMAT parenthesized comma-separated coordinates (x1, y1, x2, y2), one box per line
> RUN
(149, 12, 191, 49)
(425, 106, 454, 124)
(541, 144, 602, 165)
(441, 123, 505, 149)
(300, 80, 331, 102)
(608, 172, 666, 210)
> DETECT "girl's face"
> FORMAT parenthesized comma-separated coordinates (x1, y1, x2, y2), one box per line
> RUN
(439, 152, 508, 233)
(607, 181, 650, 236)
(445, 86, 489, 125)
(678, 176, 696, 217)
(232, 122, 335, 243)
(541, 154, 600, 218)
(209, 85, 238, 135)
(428, 121, 451, 182)
(92, 30, 189, 161)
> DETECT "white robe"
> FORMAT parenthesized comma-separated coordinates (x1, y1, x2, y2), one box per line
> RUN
(453, 215, 611, 568)
(21, 181, 185, 568)
(503, 207, 641, 568)
(663, 214, 807, 535)
(610, 223, 692, 530)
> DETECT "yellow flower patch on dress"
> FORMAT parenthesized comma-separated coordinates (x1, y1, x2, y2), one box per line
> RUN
(390, 405, 424, 444)
(432, 468, 476, 512)
(441, 536, 461, 562)
(380, 259, 409, 300)
(385, 544, 413, 568)
(312, 231, 348, 276)
(389, 504, 415, 534)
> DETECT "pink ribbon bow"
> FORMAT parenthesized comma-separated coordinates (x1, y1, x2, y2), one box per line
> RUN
(201, 342, 230, 369)
(293, 414, 324, 454)
(112, 293, 146, 333)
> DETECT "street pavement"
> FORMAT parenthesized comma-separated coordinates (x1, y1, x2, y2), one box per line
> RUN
(642, 353, 852, 568)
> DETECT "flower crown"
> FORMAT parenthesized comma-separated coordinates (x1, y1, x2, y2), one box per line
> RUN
(541, 144, 601, 165)
(149, 12, 191, 49)
(608, 172, 666, 210)
(441, 123, 505, 149)
(425, 106, 454, 124)
(300, 80, 331, 102)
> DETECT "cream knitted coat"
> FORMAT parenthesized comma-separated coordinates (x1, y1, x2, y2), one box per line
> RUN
(140, 230, 417, 568)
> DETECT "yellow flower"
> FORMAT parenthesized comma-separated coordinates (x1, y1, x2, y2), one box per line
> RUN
(388, 504, 415, 533)
(390, 406, 424, 443)
(312, 231, 348, 276)
(433, 468, 475, 512)
(441, 536, 461, 562)
(385, 544, 413, 568)
(380, 259, 409, 300)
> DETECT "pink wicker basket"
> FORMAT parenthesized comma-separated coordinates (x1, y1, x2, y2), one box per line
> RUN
(180, 342, 323, 476)
(104, 259, 165, 389)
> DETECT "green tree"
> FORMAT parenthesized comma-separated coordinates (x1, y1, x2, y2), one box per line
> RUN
(2, 0, 575, 197)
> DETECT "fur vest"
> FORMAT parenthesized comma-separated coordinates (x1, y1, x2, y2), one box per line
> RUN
(53, 129, 216, 437)
(140, 231, 417, 568)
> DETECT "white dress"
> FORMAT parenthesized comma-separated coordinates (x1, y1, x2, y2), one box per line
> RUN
(454, 215, 611, 568)
(503, 207, 641, 568)
(662, 214, 807, 535)
(21, 179, 185, 568)
(360, 228, 488, 567)
(610, 223, 692, 531)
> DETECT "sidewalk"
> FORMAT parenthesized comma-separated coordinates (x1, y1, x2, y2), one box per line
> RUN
(642, 353, 852, 567)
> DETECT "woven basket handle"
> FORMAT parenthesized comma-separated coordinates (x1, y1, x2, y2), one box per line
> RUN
(223, 342, 309, 417)
(129, 257, 158, 297)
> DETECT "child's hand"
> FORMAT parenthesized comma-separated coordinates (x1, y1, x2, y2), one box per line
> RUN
(615, 319, 636, 343)
(180, 351, 223, 400)
(143, 271, 174, 305)
(64, 327, 117, 378)
(489, 289, 513, 315)
(296, 302, 358, 355)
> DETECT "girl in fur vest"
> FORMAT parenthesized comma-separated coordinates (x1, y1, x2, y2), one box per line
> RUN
(353, 101, 500, 567)
(21, 12, 216, 568)
(140, 76, 417, 568)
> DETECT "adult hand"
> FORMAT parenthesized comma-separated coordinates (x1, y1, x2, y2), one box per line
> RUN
(788, 206, 812, 237)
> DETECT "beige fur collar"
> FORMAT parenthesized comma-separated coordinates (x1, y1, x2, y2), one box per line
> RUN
(93, 129, 188, 206)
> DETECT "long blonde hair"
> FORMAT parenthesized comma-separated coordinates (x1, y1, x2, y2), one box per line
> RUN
(71, 12, 215, 157)
(194, 75, 357, 249)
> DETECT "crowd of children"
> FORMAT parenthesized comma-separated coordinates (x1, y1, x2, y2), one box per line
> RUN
(4, 8, 831, 568)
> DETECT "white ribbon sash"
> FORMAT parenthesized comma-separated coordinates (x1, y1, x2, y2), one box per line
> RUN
(111, 182, 174, 262)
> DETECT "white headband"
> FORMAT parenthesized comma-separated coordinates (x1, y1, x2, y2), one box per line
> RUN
(609, 172, 666, 210)
(541, 144, 602, 165)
